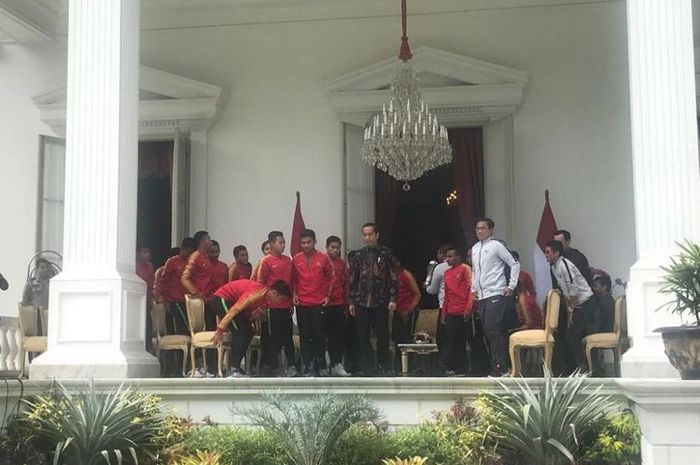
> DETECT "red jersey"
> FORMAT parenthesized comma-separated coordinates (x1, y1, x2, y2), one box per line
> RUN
(210, 259, 229, 292)
(214, 280, 269, 327)
(136, 261, 155, 299)
(292, 251, 334, 306)
(442, 263, 475, 318)
(182, 250, 214, 299)
(328, 257, 348, 306)
(257, 253, 292, 309)
(155, 255, 188, 303)
(229, 262, 253, 281)
(396, 269, 421, 314)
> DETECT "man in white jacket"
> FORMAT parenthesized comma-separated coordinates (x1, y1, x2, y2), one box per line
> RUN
(471, 218, 520, 376)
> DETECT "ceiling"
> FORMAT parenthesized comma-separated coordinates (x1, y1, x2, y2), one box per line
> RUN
(0, 0, 628, 43)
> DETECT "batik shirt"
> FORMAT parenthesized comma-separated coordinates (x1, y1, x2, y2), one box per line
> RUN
(348, 245, 398, 308)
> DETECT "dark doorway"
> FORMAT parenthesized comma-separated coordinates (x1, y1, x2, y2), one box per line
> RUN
(137, 141, 173, 269)
(374, 128, 484, 308)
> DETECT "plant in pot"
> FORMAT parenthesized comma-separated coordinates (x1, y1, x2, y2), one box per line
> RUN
(656, 240, 700, 380)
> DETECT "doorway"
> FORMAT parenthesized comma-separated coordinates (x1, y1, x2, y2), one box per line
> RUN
(374, 127, 484, 306)
(137, 141, 174, 268)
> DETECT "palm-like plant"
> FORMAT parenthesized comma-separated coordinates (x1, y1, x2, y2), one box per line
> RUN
(481, 369, 615, 465)
(21, 380, 164, 465)
(242, 391, 382, 465)
(659, 240, 700, 325)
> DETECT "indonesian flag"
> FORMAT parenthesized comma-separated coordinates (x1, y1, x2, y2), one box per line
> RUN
(290, 191, 306, 256)
(533, 190, 558, 306)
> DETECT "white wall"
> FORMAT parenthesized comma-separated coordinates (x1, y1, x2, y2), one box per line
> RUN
(0, 1, 636, 314)
(0, 43, 65, 317)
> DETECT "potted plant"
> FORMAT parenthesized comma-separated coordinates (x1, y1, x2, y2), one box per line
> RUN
(656, 240, 700, 379)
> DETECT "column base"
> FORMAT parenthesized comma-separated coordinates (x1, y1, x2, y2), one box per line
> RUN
(28, 268, 159, 380)
(29, 347, 158, 379)
(621, 256, 681, 379)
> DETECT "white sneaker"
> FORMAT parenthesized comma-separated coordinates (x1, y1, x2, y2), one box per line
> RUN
(286, 365, 299, 377)
(227, 369, 249, 378)
(188, 368, 214, 378)
(330, 364, 350, 377)
(188, 368, 204, 378)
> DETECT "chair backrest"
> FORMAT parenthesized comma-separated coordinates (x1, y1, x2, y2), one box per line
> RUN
(152, 302, 168, 340)
(614, 295, 626, 340)
(185, 295, 206, 335)
(18, 304, 38, 338)
(414, 309, 440, 338)
(544, 290, 561, 338)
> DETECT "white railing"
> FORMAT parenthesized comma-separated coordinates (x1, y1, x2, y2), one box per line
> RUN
(0, 316, 21, 374)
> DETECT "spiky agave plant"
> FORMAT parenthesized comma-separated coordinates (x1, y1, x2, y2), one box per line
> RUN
(382, 457, 428, 465)
(481, 369, 615, 465)
(243, 391, 382, 465)
(21, 380, 164, 465)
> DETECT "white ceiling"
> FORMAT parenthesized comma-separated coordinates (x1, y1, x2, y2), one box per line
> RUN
(0, 0, 629, 42)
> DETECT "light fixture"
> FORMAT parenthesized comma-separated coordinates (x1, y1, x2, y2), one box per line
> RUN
(360, 0, 453, 191)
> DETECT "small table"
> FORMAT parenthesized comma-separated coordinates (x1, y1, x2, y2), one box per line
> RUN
(397, 343, 439, 376)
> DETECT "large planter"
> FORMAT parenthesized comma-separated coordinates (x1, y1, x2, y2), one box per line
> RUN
(655, 326, 700, 379)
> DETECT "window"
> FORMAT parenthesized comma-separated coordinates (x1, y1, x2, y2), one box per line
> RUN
(37, 136, 66, 254)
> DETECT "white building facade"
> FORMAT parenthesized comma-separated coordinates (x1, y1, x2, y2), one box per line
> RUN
(0, 1, 700, 463)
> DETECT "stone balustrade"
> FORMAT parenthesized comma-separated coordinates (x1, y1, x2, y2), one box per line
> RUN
(0, 316, 21, 376)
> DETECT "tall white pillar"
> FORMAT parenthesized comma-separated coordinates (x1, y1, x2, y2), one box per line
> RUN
(30, 0, 159, 378)
(621, 0, 700, 378)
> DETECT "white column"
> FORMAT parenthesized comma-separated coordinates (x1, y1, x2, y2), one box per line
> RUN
(189, 129, 208, 234)
(621, 0, 700, 378)
(30, 0, 159, 379)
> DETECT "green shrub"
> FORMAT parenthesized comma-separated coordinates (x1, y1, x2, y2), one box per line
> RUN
(581, 410, 641, 465)
(325, 424, 394, 465)
(19, 380, 164, 465)
(182, 426, 284, 465)
(242, 392, 381, 465)
(389, 423, 470, 465)
(480, 370, 616, 465)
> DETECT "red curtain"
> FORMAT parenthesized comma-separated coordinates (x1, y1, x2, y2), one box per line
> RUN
(449, 128, 485, 244)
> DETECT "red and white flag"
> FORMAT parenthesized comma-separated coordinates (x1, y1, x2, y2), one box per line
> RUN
(290, 191, 306, 256)
(533, 190, 558, 306)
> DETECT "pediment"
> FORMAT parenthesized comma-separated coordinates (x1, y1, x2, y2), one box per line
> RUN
(327, 47, 528, 127)
(33, 65, 224, 136)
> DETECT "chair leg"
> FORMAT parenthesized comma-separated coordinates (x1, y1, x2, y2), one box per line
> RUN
(189, 348, 197, 377)
(217, 347, 224, 378)
(544, 343, 553, 373)
(401, 350, 409, 376)
(585, 345, 594, 375)
(509, 343, 520, 377)
(181, 346, 189, 378)
(19, 349, 26, 379)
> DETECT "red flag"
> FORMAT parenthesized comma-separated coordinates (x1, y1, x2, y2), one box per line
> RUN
(533, 190, 558, 305)
(290, 191, 306, 256)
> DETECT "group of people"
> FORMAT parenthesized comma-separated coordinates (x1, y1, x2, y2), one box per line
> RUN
(134, 218, 616, 378)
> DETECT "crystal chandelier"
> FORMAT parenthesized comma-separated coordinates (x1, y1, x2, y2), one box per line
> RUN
(360, 0, 452, 191)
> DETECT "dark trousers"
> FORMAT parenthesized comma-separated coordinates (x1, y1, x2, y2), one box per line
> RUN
(261, 308, 295, 370)
(392, 311, 415, 370)
(344, 316, 360, 373)
(477, 295, 509, 372)
(355, 305, 390, 374)
(325, 305, 346, 365)
(229, 312, 254, 371)
(442, 315, 467, 373)
(297, 306, 327, 369)
(566, 298, 595, 370)
(465, 314, 490, 375)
